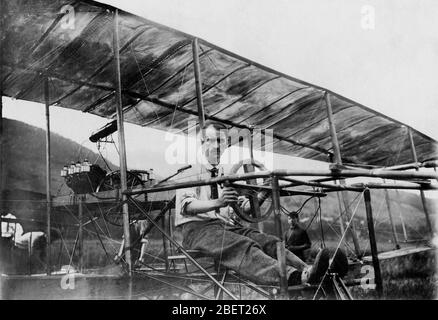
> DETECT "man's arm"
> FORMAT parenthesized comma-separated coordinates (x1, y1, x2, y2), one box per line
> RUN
(185, 187, 239, 215)
(185, 199, 223, 214)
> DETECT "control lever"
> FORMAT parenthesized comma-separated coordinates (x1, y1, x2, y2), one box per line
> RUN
(153, 165, 192, 186)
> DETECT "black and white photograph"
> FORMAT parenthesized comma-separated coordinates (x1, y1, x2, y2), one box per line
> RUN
(0, 0, 437, 303)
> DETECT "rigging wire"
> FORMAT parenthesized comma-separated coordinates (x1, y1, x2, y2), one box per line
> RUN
(312, 190, 365, 300)
(85, 173, 112, 237)
(129, 42, 162, 125)
(169, 64, 188, 128)
(112, 135, 120, 156)
(200, 45, 216, 69)
(82, 205, 113, 264)
(96, 140, 113, 171)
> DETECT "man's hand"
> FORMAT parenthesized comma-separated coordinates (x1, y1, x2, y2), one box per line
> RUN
(218, 187, 239, 207)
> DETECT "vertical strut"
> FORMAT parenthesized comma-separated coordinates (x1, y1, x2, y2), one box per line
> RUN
(192, 38, 206, 132)
(168, 206, 174, 256)
(113, 9, 132, 274)
(0, 95, 4, 213)
(271, 176, 288, 297)
(44, 77, 52, 275)
(0, 0, 4, 213)
(78, 195, 84, 272)
(363, 189, 383, 297)
(161, 215, 169, 271)
(324, 92, 361, 257)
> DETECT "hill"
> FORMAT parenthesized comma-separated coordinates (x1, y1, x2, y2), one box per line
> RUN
(0, 118, 121, 228)
(1, 118, 115, 196)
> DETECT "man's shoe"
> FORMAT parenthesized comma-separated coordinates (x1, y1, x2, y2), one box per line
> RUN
(114, 254, 122, 264)
(328, 248, 348, 278)
(287, 270, 303, 286)
(305, 248, 330, 284)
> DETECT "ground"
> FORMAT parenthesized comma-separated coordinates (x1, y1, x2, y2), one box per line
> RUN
(2, 235, 436, 299)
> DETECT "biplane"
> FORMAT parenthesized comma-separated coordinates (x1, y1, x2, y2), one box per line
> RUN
(0, 0, 437, 300)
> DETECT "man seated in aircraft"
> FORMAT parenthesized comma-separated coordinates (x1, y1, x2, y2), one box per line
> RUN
(175, 121, 347, 286)
(284, 212, 311, 262)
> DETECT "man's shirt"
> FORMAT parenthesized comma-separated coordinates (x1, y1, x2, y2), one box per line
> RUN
(283, 225, 311, 259)
(175, 160, 234, 227)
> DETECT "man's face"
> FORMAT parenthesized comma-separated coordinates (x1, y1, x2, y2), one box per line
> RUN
(202, 126, 228, 164)
(288, 216, 299, 227)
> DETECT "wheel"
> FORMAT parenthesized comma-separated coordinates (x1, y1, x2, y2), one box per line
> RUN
(227, 159, 273, 223)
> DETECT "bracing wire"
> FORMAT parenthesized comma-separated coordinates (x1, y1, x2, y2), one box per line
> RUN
(97, 141, 113, 171)
(169, 65, 188, 128)
(129, 43, 163, 125)
(312, 190, 365, 300)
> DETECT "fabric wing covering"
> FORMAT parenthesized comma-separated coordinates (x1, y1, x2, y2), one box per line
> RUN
(1, 0, 437, 167)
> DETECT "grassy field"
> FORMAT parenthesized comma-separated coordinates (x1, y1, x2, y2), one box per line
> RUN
(350, 248, 436, 300)
(32, 234, 435, 300)
(2, 232, 435, 300)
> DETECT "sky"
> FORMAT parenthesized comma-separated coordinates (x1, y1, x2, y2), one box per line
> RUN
(2, 0, 438, 178)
